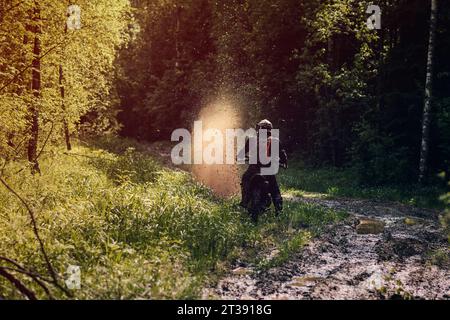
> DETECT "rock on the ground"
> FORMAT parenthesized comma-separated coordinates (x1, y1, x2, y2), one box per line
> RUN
(356, 218, 385, 234)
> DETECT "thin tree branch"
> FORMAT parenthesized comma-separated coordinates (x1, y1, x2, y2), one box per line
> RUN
(0, 266, 37, 300)
(0, 135, 28, 176)
(0, 176, 72, 297)
(1, 1, 27, 17)
(13, 120, 54, 175)
(0, 18, 108, 94)
(0, 265, 53, 299)
(35, 120, 54, 161)
(0, 256, 52, 283)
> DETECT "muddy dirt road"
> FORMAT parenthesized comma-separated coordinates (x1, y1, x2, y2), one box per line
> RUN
(205, 195, 450, 300)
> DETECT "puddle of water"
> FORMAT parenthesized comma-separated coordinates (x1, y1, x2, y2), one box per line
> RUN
(231, 267, 253, 276)
(290, 276, 322, 287)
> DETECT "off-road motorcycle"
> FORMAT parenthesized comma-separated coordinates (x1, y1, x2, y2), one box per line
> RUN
(247, 164, 287, 222)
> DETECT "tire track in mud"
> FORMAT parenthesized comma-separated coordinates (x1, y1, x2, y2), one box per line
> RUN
(204, 196, 450, 300)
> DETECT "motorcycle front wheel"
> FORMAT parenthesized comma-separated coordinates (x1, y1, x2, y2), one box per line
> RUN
(248, 185, 270, 222)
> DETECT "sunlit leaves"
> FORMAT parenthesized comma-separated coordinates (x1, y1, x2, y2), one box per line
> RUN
(0, 0, 132, 160)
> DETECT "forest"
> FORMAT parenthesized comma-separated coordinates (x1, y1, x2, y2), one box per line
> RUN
(0, 0, 449, 300)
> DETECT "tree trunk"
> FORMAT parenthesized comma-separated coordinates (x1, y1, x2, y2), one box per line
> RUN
(59, 64, 72, 151)
(60, 20, 71, 151)
(327, 36, 337, 166)
(175, 5, 180, 70)
(418, 0, 438, 183)
(27, 1, 41, 174)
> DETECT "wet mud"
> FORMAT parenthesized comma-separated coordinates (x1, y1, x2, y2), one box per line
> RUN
(205, 196, 449, 300)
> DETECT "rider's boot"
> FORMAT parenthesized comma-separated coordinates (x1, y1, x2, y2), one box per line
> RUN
(274, 199, 283, 216)
(239, 180, 251, 208)
(251, 211, 258, 223)
(239, 192, 248, 209)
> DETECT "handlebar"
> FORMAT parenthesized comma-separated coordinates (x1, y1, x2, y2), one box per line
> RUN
(241, 156, 288, 169)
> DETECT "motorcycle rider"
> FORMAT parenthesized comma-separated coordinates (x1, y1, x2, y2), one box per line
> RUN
(240, 119, 288, 215)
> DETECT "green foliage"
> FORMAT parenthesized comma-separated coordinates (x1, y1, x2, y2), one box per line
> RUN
(0, 0, 131, 161)
(116, 0, 216, 139)
(90, 147, 160, 184)
(115, 0, 450, 184)
(351, 120, 412, 184)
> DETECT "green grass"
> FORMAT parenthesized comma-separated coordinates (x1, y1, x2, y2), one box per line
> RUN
(0, 137, 345, 299)
(427, 248, 450, 268)
(279, 164, 446, 209)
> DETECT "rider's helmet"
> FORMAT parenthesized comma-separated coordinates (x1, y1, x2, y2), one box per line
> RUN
(256, 119, 273, 131)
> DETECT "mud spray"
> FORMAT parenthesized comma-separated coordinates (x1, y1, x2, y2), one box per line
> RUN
(191, 101, 242, 198)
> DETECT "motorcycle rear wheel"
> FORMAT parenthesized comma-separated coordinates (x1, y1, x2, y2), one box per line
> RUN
(248, 185, 270, 222)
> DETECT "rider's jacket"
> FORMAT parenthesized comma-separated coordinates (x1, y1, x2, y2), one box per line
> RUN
(242, 135, 288, 172)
